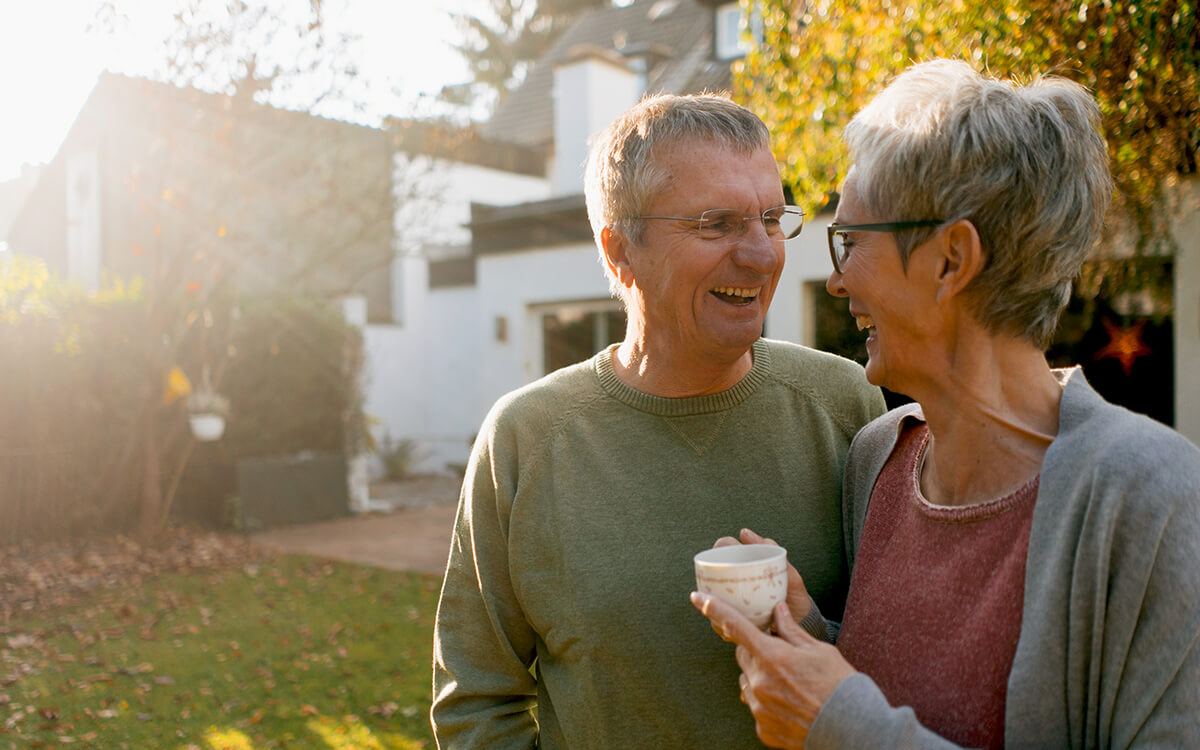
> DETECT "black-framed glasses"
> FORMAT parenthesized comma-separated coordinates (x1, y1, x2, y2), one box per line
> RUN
(633, 205, 806, 242)
(826, 220, 944, 273)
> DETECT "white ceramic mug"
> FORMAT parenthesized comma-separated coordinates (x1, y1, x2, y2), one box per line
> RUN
(693, 543, 788, 629)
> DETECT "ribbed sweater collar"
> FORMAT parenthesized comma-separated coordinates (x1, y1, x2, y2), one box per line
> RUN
(592, 338, 771, 417)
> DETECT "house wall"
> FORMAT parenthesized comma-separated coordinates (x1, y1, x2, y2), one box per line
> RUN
(768, 213, 837, 347)
(0, 166, 42, 242)
(476, 242, 610, 408)
(361, 256, 481, 477)
(1173, 177, 1200, 446)
(551, 57, 641, 195)
(394, 155, 551, 262)
(364, 240, 608, 478)
(362, 159, 552, 476)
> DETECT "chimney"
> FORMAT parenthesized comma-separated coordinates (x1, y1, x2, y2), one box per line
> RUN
(551, 45, 641, 195)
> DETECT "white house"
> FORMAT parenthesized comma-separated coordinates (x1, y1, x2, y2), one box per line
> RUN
(363, 0, 1199, 481)
(361, 0, 791, 477)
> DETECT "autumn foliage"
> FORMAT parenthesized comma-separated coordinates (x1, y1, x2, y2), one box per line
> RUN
(738, 0, 1199, 252)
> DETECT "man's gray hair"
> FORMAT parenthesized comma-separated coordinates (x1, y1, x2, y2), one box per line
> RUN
(843, 59, 1113, 349)
(584, 93, 771, 298)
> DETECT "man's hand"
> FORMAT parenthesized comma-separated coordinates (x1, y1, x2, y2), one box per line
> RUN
(690, 593, 856, 750)
(712, 528, 814, 631)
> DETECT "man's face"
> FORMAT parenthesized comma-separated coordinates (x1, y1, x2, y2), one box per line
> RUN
(622, 141, 786, 363)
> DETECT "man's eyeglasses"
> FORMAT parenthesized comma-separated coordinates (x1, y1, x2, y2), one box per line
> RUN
(827, 220, 944, 274)
(634, 206, 806, 242)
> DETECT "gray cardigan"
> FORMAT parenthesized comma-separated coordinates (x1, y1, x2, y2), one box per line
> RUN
(809, 369, 1200, 748)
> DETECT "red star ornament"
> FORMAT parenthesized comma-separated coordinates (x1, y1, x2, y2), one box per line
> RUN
(1094, 318, 1153, 376)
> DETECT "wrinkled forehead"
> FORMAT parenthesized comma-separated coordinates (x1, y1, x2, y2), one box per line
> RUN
(650, 135, 769, 171)
(646, 138, 779, 200)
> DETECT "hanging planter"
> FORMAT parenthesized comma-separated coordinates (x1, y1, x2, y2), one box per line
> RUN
(188, 411, 227, 441)
(185, 366, 230, 442)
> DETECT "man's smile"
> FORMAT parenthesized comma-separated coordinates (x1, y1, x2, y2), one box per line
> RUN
(710, 286, 762, 305)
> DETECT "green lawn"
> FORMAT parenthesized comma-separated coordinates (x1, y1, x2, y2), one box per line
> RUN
(1, 556, 441, 749)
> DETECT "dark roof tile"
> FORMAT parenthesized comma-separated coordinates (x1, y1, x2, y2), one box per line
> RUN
(482, 0, 724, 148)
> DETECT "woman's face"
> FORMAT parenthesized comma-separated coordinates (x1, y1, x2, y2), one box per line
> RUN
(825, 171, 941, 394)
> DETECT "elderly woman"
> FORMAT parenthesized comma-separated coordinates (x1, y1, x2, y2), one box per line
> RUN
(693, 59, 1200, 748)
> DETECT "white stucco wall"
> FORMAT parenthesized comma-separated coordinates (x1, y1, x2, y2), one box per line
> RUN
(476, 242, 611, 408)
(1173, 177, 1200, 446)
(363, 159, 553, 476)
(768, 213, 838, 347)
(394, 154, 551, 259)
(551, 58, 641, 195)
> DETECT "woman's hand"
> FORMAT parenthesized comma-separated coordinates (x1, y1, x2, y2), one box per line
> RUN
(713, 528, 814, 631)
(690, 594, 856, 749)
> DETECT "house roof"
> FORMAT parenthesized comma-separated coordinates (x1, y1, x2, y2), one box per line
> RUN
(468, 194, 592, 254)
(7, 72, 399, 317)
(481, 0, 731, 149)
(388, 118, 545, 176)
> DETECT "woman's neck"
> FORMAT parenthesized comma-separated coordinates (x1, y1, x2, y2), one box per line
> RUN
(915, 336, 1064, 507)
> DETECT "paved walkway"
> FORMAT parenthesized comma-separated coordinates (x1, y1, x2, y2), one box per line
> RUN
(250, 475, 460, 576)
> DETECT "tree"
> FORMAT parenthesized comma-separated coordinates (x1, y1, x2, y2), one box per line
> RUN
(84, 0, 425, 541)
(737, 0, 1199, 257)
(443, 0, 610, 112)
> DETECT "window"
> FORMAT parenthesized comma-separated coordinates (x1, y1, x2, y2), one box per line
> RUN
(539, 301, 626, 374)
(715, 2, 762, 60)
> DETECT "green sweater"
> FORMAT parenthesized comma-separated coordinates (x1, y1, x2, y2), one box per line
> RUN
(432, 338, 886, 749)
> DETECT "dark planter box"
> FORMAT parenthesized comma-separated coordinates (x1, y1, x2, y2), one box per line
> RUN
(235, 452, 349, 530)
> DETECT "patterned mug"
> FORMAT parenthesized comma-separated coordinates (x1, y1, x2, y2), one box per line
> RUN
(694, 543, 788, 629)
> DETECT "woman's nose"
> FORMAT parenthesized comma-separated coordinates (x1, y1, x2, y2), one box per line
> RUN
(826, 268, 847, 297)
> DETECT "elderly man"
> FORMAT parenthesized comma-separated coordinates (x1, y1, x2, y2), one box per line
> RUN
(694, 60, 1200, 748)
(432, 93, 885, 749)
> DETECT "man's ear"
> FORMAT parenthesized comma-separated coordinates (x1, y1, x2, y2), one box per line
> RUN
(601, 226, 636, 288)
(933, 219, 986, 304)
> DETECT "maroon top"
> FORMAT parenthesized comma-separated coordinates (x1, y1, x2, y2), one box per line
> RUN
(837, 422, 1039, 749)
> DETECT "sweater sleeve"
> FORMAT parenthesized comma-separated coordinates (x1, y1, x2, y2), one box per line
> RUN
(807, 674, 971, 749)
(431, 425, 539, 750)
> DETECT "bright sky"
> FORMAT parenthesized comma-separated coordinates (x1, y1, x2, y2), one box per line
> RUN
(0, 0, 485, 183)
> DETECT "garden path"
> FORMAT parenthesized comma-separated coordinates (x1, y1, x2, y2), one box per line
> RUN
(250, 475, 460, 577)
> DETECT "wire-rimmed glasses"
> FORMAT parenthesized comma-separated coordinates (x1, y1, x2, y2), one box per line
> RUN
(826, 220, 944, 273)
(634, 205, 806, 242)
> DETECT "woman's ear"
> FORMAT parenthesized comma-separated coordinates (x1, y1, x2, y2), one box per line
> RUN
(601, 226, 636, 288)
(934, 219, 986, 304)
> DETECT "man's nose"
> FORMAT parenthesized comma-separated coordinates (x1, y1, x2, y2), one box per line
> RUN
(732, 220, 780, 271)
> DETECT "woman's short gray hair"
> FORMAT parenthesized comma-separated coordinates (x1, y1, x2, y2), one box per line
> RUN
(843, 59, 1113, 349)
(584, 93, 770, 298)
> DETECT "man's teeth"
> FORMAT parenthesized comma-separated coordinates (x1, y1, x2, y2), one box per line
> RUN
(855, 314, 875, 331)
(712, 286, 761, 299)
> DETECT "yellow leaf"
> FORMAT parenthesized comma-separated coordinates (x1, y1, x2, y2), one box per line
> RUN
(163, 367, 192, 405)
